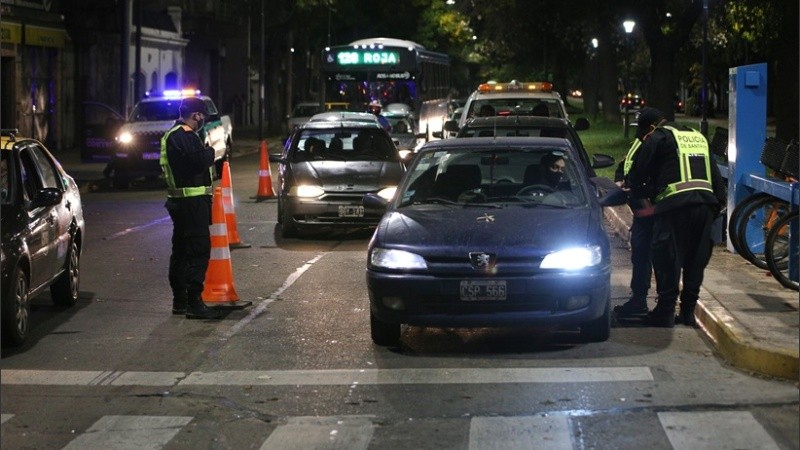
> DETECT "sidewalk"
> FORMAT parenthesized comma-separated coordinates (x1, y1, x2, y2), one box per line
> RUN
(604, 204, 799, 381)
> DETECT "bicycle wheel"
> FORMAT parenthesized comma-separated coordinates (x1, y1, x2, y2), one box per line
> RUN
(765, 210, 799, 291)
(727, 192, 772, 256)
(735, 196, 790, 270)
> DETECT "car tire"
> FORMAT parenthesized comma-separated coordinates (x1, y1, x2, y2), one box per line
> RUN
(2, 267, 30, 346)
(370, 309, 400, 346)
(214, 141, 232, 180)
(580, 300, 611, 342)
(51, 239, 80, 306)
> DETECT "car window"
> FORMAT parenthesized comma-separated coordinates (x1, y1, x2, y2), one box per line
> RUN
(1, 151, 13, 205)
(130, 100, 181, 121)
(466, 99, 565, 119)
(292, 128, 398, 162)
(399, 147, 587, 207)
(27, 144, 62, 189)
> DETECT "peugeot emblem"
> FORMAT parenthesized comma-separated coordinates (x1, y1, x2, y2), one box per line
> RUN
(477, 213, 495, 223)
(469, 252, 496, 270)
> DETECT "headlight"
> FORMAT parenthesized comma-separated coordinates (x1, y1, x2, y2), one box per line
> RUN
(290, 185, 325, 198)
(370, 248, 427, 270)
(376, 187, 397, 201)
(398, 149, 412, 160)
(540, 245, 602, 270)
(117, 132, 133, 144)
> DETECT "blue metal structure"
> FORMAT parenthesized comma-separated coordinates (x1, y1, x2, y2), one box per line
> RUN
(724, 63, 798, 283)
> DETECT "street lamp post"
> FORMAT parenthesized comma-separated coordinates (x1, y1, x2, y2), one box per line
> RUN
(700, 0, 709, 136)
(623, 20, 636, 138)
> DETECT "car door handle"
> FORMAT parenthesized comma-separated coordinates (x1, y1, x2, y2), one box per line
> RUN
(65, 199, 71, 210)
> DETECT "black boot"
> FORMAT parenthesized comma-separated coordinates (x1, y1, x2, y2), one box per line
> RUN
(185, 296, 222, 320)
(675, 304, 697, 327)
(172, 296, 188, 315)
(613, 296, 649, 316)
(645, 300, 675, 328)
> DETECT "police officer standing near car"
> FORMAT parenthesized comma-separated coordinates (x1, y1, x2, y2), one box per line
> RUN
(625, 107, 726, 327)
(160, 97, 221, 319)
(612, 128, 656, 317)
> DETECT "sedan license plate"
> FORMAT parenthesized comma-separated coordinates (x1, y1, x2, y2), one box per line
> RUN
(338, 205, 364, 217)
(459, 280, 507, 301)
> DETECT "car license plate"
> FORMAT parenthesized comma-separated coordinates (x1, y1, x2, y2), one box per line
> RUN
(460, 280, 507, 301)
(338, 205, 364, 217)
(143, 152, 160, 160)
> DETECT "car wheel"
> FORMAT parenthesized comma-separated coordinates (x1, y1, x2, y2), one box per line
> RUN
(214, 142, 232, 180)
(580, 300, 611, 342)
(51, 239, 80, 306)
(370, 309, 400, 346)
(2, 268, 30, 346)
(280, 204, 299, 238)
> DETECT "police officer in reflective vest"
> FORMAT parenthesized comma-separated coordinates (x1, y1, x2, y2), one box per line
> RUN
(612, 131, 656, 317)
(626, 107, 726, 327)
(160, 97, 221, 319)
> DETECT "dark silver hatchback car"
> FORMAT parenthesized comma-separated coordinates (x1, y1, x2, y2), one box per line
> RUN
(277, 120, 404, 238)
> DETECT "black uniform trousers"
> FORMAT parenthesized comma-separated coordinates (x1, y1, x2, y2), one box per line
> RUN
(629, 214, 654, 299)
(165, 195, 212, 301)
(651, 204, 715, 310)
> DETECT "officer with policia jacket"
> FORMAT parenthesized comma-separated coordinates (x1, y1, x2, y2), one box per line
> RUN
(625, 107, 726, 328)
(159, 97, 222, 320)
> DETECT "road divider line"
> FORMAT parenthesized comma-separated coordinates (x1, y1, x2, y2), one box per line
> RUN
(104, 216, 172, 240)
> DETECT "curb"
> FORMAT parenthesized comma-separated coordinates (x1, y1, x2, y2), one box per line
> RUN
(603, 205, 800, 381)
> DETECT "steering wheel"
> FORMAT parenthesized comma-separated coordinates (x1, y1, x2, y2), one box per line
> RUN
(517, 184, 555, 197)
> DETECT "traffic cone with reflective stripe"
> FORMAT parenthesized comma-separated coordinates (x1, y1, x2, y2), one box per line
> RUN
(201, 187, 252, 309)
(221, 161, 251, 249)
(255, 140, 275, 201)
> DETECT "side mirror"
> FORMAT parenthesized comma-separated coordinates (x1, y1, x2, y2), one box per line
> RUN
(31, 187, 63, 208)
(591, 153, 616, 169)
(443, 120, 459, 133)
(574, 117, 590, 131)
(363, 193, 389, 212)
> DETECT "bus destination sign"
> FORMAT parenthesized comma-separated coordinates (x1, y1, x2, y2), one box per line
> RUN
(335, 50, 400, 66)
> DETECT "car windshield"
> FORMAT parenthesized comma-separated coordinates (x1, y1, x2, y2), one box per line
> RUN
(467, 99, 565, 119)
(129, 100, 182, 122)
(397, 147, 588, 208)
(459, 125, 569, 139)
(292, 128, 399, 162)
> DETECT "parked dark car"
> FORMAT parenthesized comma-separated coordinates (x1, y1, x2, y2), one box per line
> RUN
(451, 115, 615, 177)
(619, 94, 645, 112)
(277, 120, 404, 238)
(1, 130, 85, 346)
(364, 137, 612, 346)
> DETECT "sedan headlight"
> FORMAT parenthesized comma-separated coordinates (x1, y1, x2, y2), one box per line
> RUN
(117, 131, 133, 144)
(376, 187, 397, 201)
(540, 245, 602, 270)
(290, 185, 325, 198)
(370, 248, 427, 270)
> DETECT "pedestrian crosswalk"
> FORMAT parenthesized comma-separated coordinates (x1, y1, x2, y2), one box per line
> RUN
(0, 411, 782, 449)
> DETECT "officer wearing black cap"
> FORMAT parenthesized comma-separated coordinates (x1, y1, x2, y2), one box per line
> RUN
(625, 107, 726, 327)
(611, 109, 661, 317)
(159, 96, 221, 319)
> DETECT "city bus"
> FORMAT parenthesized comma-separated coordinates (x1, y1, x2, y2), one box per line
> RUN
(320, 37, 451, 142)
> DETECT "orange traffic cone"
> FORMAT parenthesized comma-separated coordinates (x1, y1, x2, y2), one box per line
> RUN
(202, 187, 252, 309)
(221, 161, 251, 249)
(255, 140, 276, 201)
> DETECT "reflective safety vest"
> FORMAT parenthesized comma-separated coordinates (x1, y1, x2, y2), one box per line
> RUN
(160, 124, 213, 198)
(622, 138, 642, 176)
(654, 126, 713, 202)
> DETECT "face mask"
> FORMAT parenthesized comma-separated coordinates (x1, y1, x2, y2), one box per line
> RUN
(546, 170, 562, 186)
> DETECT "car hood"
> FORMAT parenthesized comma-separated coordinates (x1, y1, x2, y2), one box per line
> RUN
(294, 160, 402, 190)
(374, 205, 602, 256)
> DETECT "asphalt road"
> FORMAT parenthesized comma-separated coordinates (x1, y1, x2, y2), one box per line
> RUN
(1, 151, 797, 449)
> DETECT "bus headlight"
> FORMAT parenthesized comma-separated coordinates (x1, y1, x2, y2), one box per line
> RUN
(117, 132, 133, 145)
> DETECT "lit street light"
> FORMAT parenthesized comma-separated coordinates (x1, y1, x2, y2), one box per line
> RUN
(623, 20, 636, 138)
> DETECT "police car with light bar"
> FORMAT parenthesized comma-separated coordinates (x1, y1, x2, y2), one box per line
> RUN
(446, 81, 569, 136)
(112, 89, 233, 188)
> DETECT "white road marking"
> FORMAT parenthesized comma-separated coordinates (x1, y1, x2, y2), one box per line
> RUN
(103, 216, 171, 240)
(0, 414, 14, 424)
(469, 415, 572, 450)
(1, 366, 653, 387)
(259, 416, 374, 450)
(222, 253, 327, 339)
(62, 415, 192, 450)
(658, 411, 780, 450)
